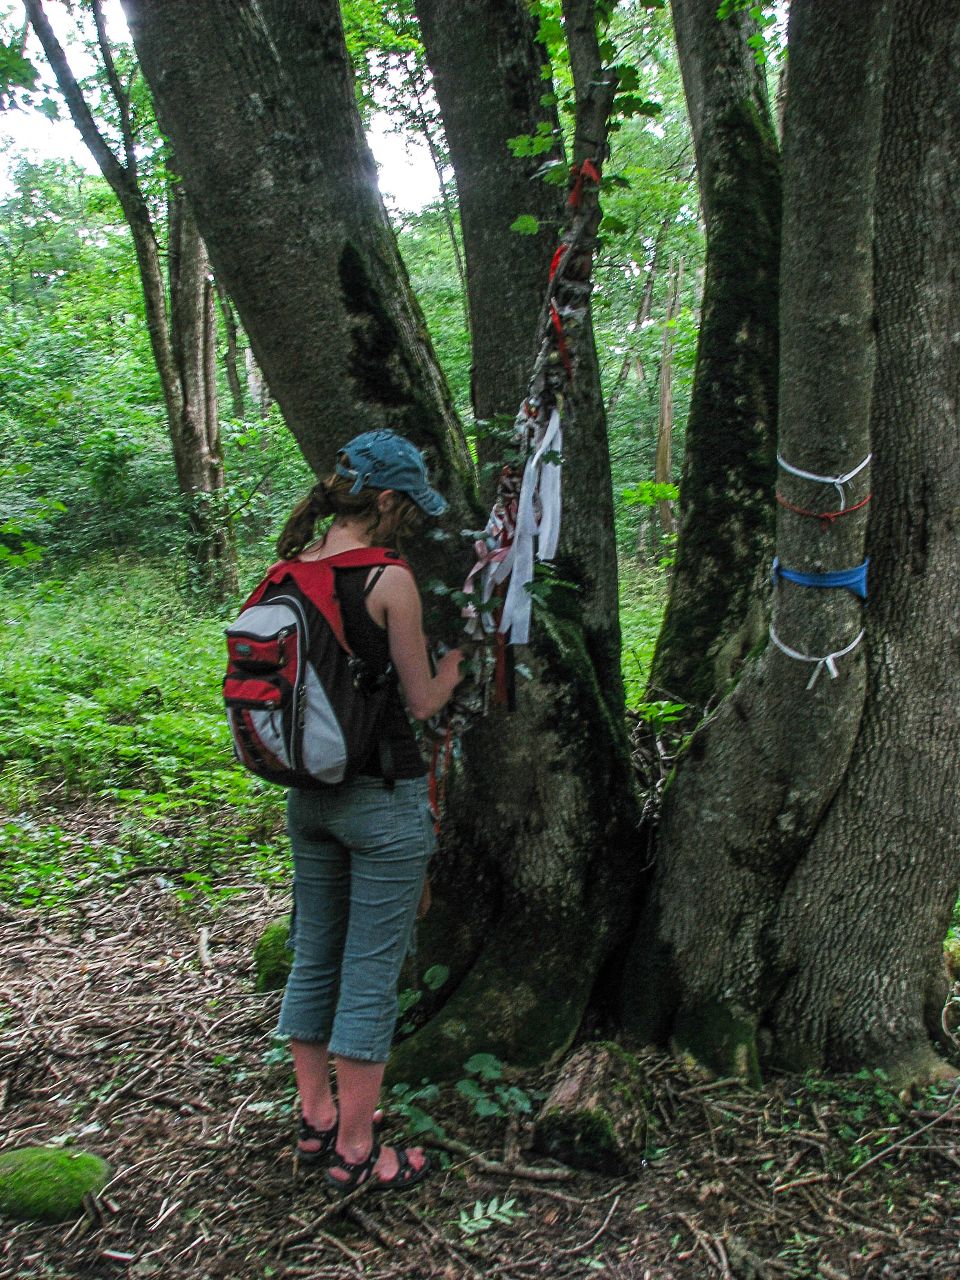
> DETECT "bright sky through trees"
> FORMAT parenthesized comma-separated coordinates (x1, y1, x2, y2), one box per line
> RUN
(0, 0, 440, 209)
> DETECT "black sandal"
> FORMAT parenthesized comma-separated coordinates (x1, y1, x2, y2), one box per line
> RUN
(370, 1145, 431, 1193)
(324, 1140, 382, 1194)
(296, 1114, 337, 1166)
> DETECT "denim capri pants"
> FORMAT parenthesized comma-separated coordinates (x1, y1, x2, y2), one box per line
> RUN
(276, 775, 435, 1062)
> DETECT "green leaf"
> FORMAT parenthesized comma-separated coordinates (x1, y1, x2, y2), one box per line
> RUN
(464, 1052, 503, 1081)
(600, 214, 629, 236)
(423, 963, 449, 991)
(509, 214, 541, 236)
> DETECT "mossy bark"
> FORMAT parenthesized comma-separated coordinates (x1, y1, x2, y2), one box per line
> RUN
(620, 0, 894, 1077)
(649, 0, 780, 711)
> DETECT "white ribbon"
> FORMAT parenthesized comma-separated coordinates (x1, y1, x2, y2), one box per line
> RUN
(776, 453, 872, 510)
(769, 624, 866, 690)
(498, 408, 563, 644)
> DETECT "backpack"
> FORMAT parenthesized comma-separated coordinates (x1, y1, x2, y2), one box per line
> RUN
(223, 547, 410, 789)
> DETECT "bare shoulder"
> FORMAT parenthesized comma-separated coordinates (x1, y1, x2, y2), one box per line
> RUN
(365, 561, 420, 626)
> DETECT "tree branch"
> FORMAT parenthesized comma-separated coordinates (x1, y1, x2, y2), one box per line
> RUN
(91, 0, 138, 179)
(23, 0, 129, 196)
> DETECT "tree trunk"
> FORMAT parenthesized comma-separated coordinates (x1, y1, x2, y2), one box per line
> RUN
(620, 0, 895, 1078)
(168, 185, 237, 594)
(655, 257, 681, 537)
(124, 0, 642, 1080)
(414, 0, 565, 485)
(215, 280, 247, 419)
(647, 0, 780, 710)
(764, 0, 960, 1079)
(25, 0, 237, 597)
(385, 0, 641, 1082)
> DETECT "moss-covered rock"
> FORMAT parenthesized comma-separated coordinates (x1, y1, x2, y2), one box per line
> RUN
(254, 915, 292, 993)
(533, 1041, 650, 1175)
(0, 1147, 111, 1223)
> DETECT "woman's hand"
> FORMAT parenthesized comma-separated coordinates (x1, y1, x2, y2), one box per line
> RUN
(435, 647, 465, 696)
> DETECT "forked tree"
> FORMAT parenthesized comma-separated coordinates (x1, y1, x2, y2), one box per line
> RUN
(122, 0, 960, 1084)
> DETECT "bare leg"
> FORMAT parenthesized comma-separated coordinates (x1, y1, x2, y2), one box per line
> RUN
(331, 1055, 426, 1182)
(291, 1039, 337, 1152)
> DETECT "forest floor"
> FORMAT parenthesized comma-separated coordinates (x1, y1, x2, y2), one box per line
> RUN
(2, 840, 960, 1280)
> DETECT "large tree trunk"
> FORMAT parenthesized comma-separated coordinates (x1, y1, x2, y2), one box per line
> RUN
(124, 0, 642, 1078)
(647, 0, 780, 709)
(620, 0, 895, 1078)
(764, 0, 960, 1079)
(25, 0, 237, 598)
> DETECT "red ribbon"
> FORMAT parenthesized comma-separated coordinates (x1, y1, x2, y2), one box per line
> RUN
(776, 491, 873, 530)
(550, 301, 573, 377)
(567, 157, 601, 209)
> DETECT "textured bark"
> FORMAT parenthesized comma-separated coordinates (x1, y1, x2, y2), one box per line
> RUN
(414, 0, 562, 446)
(647, 0, 780, 708)
(621, 0, 893, 1073)
(124, 0, 641, 1077)
(766, 0, 960, 1078)
(26, 0, 236, 596)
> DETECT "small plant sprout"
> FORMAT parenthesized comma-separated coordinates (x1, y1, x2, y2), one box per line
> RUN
(457, 1196, 527, 1236)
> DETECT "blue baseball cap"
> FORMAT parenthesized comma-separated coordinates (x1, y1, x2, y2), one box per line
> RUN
(335, 429, 448, 516)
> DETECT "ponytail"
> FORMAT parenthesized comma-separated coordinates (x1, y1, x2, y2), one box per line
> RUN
(276, 469, 427, 559)
(275, 482, 335, 559)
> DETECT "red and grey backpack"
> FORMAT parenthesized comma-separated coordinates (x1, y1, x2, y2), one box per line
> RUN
(223, 548, 410, 789)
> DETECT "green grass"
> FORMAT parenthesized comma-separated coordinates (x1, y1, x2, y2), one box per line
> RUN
(0, 558, 287, 907)
(618, 558, 668, 708)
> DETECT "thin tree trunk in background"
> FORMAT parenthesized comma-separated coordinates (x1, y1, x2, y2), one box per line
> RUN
(244, 349, 272, 419)
(168, 185, 238, 594)
(647, 0, 780, 710)
(398, 52, 469, 326)
(24, 0, 237, 598)
(215, 280, 247, 419)
(655, 257, 682, 537)
(621, 0, 893, 1077)
(606, 215, 669, 417)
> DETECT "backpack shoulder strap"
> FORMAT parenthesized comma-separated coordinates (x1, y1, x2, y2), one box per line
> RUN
(239, 549, 413, 654)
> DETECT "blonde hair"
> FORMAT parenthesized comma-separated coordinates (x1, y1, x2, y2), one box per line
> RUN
(276, 472, 424, 559)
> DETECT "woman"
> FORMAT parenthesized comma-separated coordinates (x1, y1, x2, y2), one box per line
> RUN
(274, 429, 464, 1193)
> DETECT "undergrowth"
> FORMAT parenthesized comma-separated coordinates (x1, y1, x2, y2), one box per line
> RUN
(0, 558, 287, 908)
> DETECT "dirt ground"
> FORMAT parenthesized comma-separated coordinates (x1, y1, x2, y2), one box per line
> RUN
(2, 876, 958, 1280)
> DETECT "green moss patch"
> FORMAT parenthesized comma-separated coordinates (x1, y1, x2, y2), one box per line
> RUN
(254, 915, 292, 992)
(0, 1147, 111, 1223)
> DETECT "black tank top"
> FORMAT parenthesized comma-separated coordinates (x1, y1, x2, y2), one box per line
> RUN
(335, 565, 426, 779)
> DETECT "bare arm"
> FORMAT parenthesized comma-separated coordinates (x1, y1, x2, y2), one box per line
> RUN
(367, 567, 463, 721)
